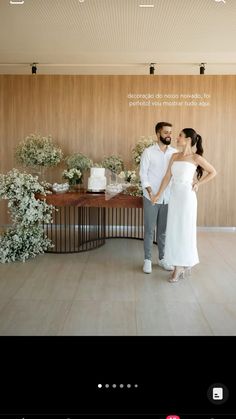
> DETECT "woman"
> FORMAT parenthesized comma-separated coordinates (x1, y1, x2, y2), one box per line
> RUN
(151, 128, 217, 282)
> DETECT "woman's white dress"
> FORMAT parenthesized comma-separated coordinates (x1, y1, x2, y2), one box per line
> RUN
(164, 161, 199, 267)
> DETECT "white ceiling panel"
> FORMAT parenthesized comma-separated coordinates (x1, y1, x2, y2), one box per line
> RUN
(0, 0, 235, 74)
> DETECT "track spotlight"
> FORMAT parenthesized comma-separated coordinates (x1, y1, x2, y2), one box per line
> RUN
(31, 63, 38, 74)
(149, 63, 155, 75)
(199, 63, 206, 75)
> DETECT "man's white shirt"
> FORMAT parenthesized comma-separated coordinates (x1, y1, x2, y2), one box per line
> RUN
(139, 143, 177, 204)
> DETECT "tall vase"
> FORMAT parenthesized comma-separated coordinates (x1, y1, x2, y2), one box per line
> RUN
(30, 166, 41, 180)
(30, 166, 46, 182)
(39, 166, 46, 182)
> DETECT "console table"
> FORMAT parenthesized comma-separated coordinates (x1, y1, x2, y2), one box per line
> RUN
(41, 192, 144, 253)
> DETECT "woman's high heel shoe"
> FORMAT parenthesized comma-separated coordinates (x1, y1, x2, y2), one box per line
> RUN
(184, 267, 192, 277)
(168, 268, 185, 283)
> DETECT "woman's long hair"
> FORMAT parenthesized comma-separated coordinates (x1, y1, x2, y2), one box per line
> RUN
(182, 128, 204, 179)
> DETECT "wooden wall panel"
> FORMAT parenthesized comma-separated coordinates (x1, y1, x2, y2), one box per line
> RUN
(0, 75, 236, 226)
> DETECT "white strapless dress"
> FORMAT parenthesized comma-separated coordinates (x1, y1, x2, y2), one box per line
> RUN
(164, 161, 199, 267)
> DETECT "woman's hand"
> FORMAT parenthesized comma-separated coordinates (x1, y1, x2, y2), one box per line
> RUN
(192, 181, 199, 192)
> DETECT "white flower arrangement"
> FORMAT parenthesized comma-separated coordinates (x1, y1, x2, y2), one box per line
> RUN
(0, 225, 52, 263)
(118, 170, 137, 183)
(65, 153, 93, 172)
(123, 180, 143, 197)
(101, 155, 124, 174)
(15, 133, 63, 167)
(62, 168, 82, 185)
(0, 169, 54, 263)
(132, 136, 156, 166)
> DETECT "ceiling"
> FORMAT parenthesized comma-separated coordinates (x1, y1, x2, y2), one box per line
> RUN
(0, 0, 236, 75)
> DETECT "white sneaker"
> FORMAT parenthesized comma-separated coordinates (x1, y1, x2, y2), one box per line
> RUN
(158, 259, 174, 271)
(143, 259, 152, 274)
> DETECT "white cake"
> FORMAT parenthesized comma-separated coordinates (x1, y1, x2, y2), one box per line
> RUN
(88, 167, 107, 191)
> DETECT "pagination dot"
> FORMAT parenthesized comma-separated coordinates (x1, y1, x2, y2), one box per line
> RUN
(105, 384, 109, 388)
(98, 384, 102, 388)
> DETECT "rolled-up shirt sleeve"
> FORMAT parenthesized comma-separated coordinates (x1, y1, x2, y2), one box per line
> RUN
(139, 148, 151, 189)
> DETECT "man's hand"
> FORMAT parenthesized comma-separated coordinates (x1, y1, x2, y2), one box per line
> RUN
(146, 187, 153, 200)
(151, 194, 159, 205)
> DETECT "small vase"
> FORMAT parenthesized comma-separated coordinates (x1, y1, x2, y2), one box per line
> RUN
(69, 175, 83, 192)
(69, 181, 83, 192)
(69, 181, 76, 192)
(70, 184, 83, 192)
(76, 177, 83, 186)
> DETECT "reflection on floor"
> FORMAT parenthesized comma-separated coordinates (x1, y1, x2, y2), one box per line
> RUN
(0, 232, 236, 336)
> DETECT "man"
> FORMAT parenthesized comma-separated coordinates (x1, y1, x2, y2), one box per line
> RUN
(139, 122, 177, 274)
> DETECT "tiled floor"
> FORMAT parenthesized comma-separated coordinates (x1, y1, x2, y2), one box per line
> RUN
(0, 232, 236, 335)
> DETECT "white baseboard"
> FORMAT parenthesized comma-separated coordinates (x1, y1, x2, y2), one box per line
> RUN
(1, 224, 236, 232)
(197, 227, 236, 232)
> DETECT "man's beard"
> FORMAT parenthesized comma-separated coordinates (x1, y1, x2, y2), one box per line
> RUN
(160, 135, 171, 145)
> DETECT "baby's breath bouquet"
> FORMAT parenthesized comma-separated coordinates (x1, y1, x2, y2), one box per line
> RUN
(0, 225, 52, 263)
(92, 162, 103, 168)
(118, 169, 142, 196)
(123, 180, 143, 197)
(65, 153, 93, 187)
(0, 169, 54, 263)
(62, 168, 82, 185)
(132, 136, 156, 166)
(65, 153, 93, 172)
(101, 155, 124, 174)
(118, 170, 137, 183)
(15, 134, 63, 167)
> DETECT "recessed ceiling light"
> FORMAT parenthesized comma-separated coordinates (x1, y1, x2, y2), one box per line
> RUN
(139, 4, 155, 7)
(10, 1, 25, 4)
